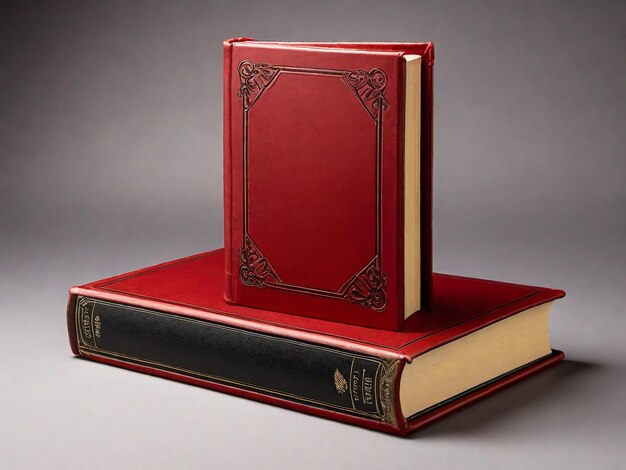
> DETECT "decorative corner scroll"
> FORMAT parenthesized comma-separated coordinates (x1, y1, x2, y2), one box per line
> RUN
(341, 68, 389, 119)
(379, 359, 401, 427)
(237, 60, 279, 109)
(239, 235, 281, 287)
(342, 258, 387, 311)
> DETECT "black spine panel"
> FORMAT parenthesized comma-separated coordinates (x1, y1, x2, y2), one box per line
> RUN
(74, 296, 399, 424)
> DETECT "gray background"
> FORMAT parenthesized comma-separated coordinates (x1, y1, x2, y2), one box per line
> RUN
(1, 1, 625, 468)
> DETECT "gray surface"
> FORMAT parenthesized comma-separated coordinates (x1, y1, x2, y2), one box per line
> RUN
(1, 1, 625, 468)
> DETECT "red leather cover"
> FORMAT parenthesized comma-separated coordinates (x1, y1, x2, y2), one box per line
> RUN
(67, 249, 565, 435)
(223, 39, 435, 330)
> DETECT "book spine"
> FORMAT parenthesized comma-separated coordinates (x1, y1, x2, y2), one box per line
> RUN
(71, 294, 405, 432)
(223, 40, 234, 303)
(420, 45, 434, 311)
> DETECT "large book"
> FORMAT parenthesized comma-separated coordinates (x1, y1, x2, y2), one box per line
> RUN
(223, 39, 435, 330)
(67, 249, 565, 436)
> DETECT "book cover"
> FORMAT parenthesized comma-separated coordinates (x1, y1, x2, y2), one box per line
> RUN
(67, 249, 565, 435)
(223, 39, 435, 330)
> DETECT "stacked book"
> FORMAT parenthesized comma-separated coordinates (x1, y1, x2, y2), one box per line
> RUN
(67, 39, 565, 436)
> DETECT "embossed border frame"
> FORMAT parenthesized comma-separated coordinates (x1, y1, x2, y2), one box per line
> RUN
(237, 60, 389, 311)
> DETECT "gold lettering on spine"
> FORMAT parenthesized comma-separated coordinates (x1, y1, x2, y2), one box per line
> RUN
(82, 306, 92, 339)
(352, 368, 375, 406)
(94, 315, 101, 339)
(363, 374, 374, 406)
(77, 298, 97, 348)
(351, 368, 360, 404)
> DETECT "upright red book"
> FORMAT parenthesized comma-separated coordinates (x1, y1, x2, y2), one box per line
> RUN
(223, 39, 435, 330)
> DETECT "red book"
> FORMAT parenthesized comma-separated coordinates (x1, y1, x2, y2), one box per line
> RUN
(67, 249, 565, 435)
(223, 39, 435, 330)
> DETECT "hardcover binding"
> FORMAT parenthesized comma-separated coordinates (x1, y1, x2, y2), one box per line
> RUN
(73, 296, 404, 428)
(260, 41, 435, 311)
(67, 249, 565, 435)
(222, 39, 436, 330)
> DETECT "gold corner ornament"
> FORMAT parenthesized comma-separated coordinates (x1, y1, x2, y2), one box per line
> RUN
(379, 359, 401, 427)
(237, 60, 279, 110)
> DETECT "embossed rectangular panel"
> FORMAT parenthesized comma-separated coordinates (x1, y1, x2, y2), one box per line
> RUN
(223, 39, 435, 330)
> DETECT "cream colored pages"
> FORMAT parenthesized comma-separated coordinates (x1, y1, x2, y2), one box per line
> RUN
(404, 55, 421, 318)
(400, 302, 553, 417)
